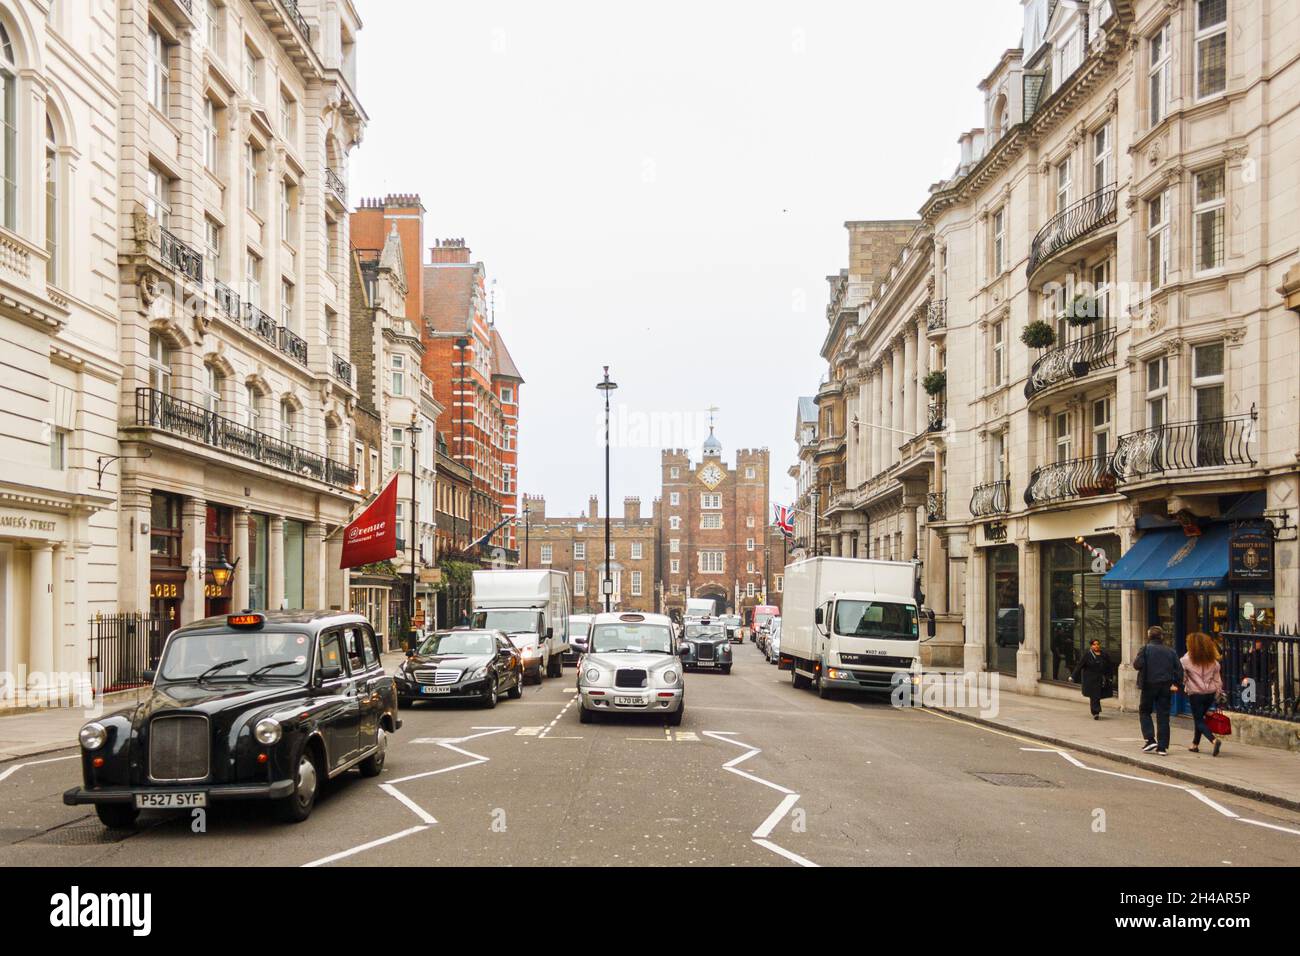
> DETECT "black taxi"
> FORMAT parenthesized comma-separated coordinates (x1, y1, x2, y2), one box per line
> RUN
(64, 611, 400, 827)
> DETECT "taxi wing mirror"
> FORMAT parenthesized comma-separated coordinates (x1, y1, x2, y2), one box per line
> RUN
(320, 665, 343, 682)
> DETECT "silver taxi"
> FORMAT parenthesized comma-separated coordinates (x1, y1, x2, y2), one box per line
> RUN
(577, 612, 684, 725)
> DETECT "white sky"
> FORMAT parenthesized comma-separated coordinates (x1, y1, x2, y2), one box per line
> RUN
(351, 0, 1025, 516)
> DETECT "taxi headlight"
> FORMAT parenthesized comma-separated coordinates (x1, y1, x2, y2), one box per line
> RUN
(254, 717, 282, 745)
(583, 667, 603, 684)
(662, 670, 679, 685)
(79, 722, 107, 751)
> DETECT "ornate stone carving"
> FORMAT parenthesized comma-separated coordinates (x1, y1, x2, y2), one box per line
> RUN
(1164, 336, 1184, 355)
(138, 271, 161, 308)
(1224, 326, 1247, 345)
(1146, 302, 1164, 334)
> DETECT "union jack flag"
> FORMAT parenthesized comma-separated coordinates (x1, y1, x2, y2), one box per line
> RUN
(773, 504, 795, 539)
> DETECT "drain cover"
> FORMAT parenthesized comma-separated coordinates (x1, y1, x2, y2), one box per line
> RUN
(27, 819, 135, 846)
(970, 771, 1057, 788)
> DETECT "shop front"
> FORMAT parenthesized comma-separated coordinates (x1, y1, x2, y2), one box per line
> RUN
(149, 492, 185, 634)
(986, 544, 1020, 675)
(1040, 534, 1122, 684)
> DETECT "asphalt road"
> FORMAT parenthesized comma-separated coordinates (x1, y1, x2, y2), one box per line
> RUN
(2, 641, 1299, 867)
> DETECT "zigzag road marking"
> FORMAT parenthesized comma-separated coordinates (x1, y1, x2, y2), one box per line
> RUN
(0, 754, 78, 784)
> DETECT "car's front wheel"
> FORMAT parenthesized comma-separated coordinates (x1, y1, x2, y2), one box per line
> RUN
(667, 704, 684, 726)
(721, 664, 732, 675)
(481, 676, 499, 709)
(579, 701, 594, 723)
(95, 803, 139, 829)
(507, 670, 523, 699)
(359, 726, 388, 777)
(276, 745, 321, 823)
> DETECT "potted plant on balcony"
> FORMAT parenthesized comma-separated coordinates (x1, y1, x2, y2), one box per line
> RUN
(1062, 292, 1099, 327)
(1020, 320, 1055, 350)
(922, 369, 947, 396)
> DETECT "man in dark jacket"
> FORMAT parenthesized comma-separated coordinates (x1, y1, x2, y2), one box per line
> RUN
(1071, 639, 1113, 719)
(1134, 626, 1183, 755)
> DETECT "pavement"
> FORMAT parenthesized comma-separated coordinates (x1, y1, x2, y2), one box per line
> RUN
(930, 685, 1300, 813)
(1, 642, 1298, 866)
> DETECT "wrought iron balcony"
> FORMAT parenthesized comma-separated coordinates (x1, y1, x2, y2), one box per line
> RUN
(926, 299, 947, 332)
(1027, 184, 1117, 278)
(278, 0, 311, 41)
(135, 387, 356, 489)
(1112, 413, 1257, 483)
(332, 353, 353, 385)
(159, 228, 204, 284)
(244, 303, 278, 347)
(325, 166, 347, 204)
(214, 280, 240, 320)
(926, 492, 946, 522)
(1025, 325, 1117, 399)
(927, 401, 946, 433)
(1024, 453, 1118, 506)
(278, 325, 309, 366)
(970, 479, 1011, 517)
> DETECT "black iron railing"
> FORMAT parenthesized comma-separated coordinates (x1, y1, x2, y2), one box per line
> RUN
(244, 302, 278, 346)
(135, 387, 356, 489)
(926, 492, 946, 522)
(88, 613, 165, 695)
(1112, 412, 1257, 482)
(1027, 184, 1117, 277)
(332, 353, 353, 385)
(175, 0, 193, 14)
(927, 400, 946, 433)
(1024, 453, 1117, 506)
(278, 325, 308, 366)
(1220, 627, 1299, 723)
(159, 228, 204, 284)
(1025, 325, 1117, 398)
(325, 166, 346, 203)
(927, 299, 947, 332)
(970, 479, 1011, 517)
(214, 280, 240, 320)
(278, 0, 311, 41)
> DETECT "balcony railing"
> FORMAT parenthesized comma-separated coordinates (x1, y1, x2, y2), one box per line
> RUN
(278, 0, 311, 41)
(1027, 184, 1117, 277)
(332, 353, 353, 385)
(1024, 453, 1117, 506)
(926, 299, 947, 332)
(970, 479, 1011, 517)
(1112, 413, 1257, 482)
(135, 387, 356, 489)
(244, 302, 278, 347)
(159, 228, 204, 284)
(214, 280, 240, 320)
(926, 492, 946, 522)
(325, 166, 347, 204)
(1025, 325, 1117, 399)
(278, 325, 309, 366)
(927, 400, 946, 433)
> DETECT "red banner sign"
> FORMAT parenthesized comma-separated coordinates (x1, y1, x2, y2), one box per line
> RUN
(339, 477, 399, 569)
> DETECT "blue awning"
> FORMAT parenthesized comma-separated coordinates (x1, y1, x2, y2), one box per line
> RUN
(1100, 523, 1232, 591)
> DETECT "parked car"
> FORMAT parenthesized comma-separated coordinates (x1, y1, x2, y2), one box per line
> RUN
(577, 612, 684, 725)
(764, 619, 782, 664)
(564, 614, 593, 665)
(680, 621, 733, 674)
(65, 611, 400, 828)
(393, 629, 524, 708)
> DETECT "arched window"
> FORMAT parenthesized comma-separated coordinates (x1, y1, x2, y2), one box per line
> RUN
(202, 363, 224, 414)
(45, 114, 58, 283)
(0, 24, 16, 230)
(148, 333, 174, 394)
(280, 400, 296, 445)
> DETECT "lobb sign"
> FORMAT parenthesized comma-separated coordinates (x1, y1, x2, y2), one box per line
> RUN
(339, 477, 399, 569)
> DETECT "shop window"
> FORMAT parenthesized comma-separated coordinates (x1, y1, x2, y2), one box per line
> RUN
(1040, 536, 1122, 683)
(150, 492, 182, 563)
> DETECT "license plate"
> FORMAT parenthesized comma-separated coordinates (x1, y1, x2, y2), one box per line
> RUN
(421, 685, 450, 695)
(696, 661, 714, 667)
(135, 791, 206, 809)
(613, 696, 643, 706)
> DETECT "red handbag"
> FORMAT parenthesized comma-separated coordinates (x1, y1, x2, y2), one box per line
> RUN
(1205, 710, 1232, 737)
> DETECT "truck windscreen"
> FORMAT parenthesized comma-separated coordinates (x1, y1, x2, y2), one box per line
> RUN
(834, 601, 918, 640)
(472, 609, 540, 634)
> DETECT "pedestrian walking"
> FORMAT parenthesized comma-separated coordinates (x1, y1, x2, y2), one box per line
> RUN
(1070, 638, 1113, 719)
(1134, 625, 1182, 756)
(1181, 631, 1225, 756)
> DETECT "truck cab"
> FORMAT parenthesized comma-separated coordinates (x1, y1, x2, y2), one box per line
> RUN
(808, 591, 928, 695)
(471, 569, 571, 681)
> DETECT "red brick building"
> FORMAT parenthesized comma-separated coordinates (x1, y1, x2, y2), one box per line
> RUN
(422, 239, 523, 562)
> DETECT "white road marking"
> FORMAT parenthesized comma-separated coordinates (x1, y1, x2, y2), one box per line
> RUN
(378, 784, 438, 825)
(302, 825, 429, 867)
(539, 694, 579, 738)
(1238, 818, 1300, 836)
(702, 731, 817, 867)
(0, 753, 78, 783)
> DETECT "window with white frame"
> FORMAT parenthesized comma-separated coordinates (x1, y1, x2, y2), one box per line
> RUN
(148, 333, 172, 394)
(279, 88, 295, 143)
(670, 466, 679, 479)
(1193, 166, 1225, 273)
(205, 0, 221, 51)
(1092, 122, 1112, 190)
(1148, 21, 1171, 126)
(391, 354, 405, 396)
(245, 251, 262, 307)
(280, 179, 294, 244)
(500, 385, 514, 404)
(244, 142, 262, 212)
(147, 27, 170, 113)
(992, 207, 1005, 275)
(775, 575, 783, 593)
(243, 41, 262, 100)
(701, 514, 722, 529)
(574, 570, 585, 595)
(1145, 356, 1169, 428)
(390, 427, 404, 470)
(701, 493, 721, 509)
(631, 571, 642, 596)
(669, 538, 680, 554)
(0, 27, 16, 230)
(540, 544, 552, 565)
(1092, 261, 1111, 324)
(746, 516, 755, 528)
(699, 551, 724, 573)
(146, 165, 171, 225)
(992, 431, 1007, 482)
(631, 541, 642, 560)
(670, 559, 680, 574)
(573, 541, 585, 561)
(669, 516, 681, 530)
(1054, 411, 1072, 464)
(992, 320, 1006, 387)
(608, 543, 616, 560)
(747, 561, 755, 573)
(245, 383, 261, 429)
(281, 401, 296, 445)
(395, 502, 404, 546)
(203, 98, 219, 173)
(1193, 342, 1225, 423)
(746, 537, 755, 551)
(1092, 397, 1111, 458)
(745, 466, 756, 479)
(1147, 190, 1170, 289)
(1195, 0, 1227, 99)
(281, 279, 294, 330)
(202, 363, 222, 414)
(1055, 157, 1072, 213)
(670, 492, 679, 506)
(45, 116, 59, 283)
(205, 217, 222, 280)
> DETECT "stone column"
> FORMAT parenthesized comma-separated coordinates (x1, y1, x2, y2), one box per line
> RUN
(930, 531, 949, 612)
(841, 531, 854, 558)
(28, 544, 55, 678)
(969, 544, 987, 673)
(903, 328, 917, 443)
(857, 372, 870, 482)
(304, 522, 327, 608)
(180, 497, 206, 625)
(1016, 540, 1041, 695)
(1117, 512, 1142, 710)
(119, 488, 152, 614)
(900, 500, 919, 562)
(327, 529, 348, 611)
(891, 346, 904, 465)
(231, 508, 251, 611)
(268, 516, 286, 611)
(878, 357, 891, 470)
(915, 321, 929, 435)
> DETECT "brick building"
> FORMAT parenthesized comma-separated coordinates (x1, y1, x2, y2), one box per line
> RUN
(521, 495, 657, 613)
(658, 430, 771, 617)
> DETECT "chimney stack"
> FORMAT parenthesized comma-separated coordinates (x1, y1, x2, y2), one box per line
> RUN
(589, 495, 600, 520)
(429, 237, 471, 264)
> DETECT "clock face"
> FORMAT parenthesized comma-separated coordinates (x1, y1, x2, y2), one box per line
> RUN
(698, 464, 725, 489)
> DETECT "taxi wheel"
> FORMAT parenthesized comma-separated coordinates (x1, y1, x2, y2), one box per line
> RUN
(666, 705, 683, 727)
(95, 803, 139, 829)
(359, 727, 388, 777)
(579, 702, 594, 723)
(721, 665, 732, 675)
(276, 745, 321, 823)
(507, 670, 523, 699)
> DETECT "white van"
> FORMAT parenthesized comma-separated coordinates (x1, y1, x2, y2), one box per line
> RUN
(779, 557, 933, 698)
(471, 569, 571, 682)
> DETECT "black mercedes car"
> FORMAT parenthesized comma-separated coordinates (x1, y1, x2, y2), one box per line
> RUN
(64, 611, 400, 828)
(679, 621, 733, 674)
(393, 629, 524, 707)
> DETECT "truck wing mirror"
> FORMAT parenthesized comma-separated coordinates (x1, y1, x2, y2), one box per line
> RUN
(926, 609, 937, 639)
(545, 626, 554, 640)
(814, 608, 824, 625)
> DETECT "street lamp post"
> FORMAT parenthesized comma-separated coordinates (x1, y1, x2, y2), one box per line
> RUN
(456, 336, 472, 557)
(408, 413, 422, 650)
(596, 366, 618, 613)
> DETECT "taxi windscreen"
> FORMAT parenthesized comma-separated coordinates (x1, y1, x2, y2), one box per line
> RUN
(158, 631, 313, 681)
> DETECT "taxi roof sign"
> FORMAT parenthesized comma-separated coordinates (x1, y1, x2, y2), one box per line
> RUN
(227, 613, 265, 629)
(619, 613, 646, 622)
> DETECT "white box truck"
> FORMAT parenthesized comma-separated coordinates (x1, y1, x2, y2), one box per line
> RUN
(471, 569, 571, 682)
(779, 556, 933, 699)
(684, 597, 715, 621)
